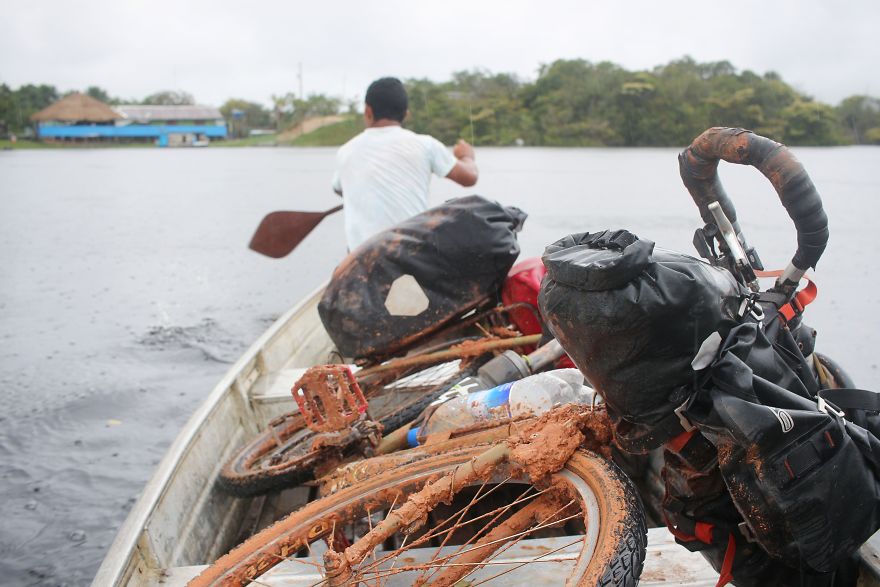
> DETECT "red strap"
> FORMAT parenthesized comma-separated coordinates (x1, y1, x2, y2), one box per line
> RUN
(695, 522, 714, 544)
(754, 269, 818, 322)
(666, 428, 698, 453)
(663, 511, 699, 543)
(779, 278, 817, 321)
(663, 511, 717, 545)
(716, 532, 737, 587)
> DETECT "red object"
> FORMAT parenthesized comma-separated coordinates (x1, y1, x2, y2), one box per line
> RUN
(501, 258, 576, 368)
(754, 269, 818, 322)
(501, 257, 546, 336)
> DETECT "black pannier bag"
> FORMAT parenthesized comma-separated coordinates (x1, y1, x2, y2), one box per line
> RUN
(318, 195, 527, 360)
(678, 318, 880, 580)
(538, 229, 746, 451)
(540, 228, 880, 585)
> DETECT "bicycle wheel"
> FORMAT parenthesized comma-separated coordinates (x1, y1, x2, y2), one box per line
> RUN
(193, 446, 647, 586)
(217, 357, 486, 497)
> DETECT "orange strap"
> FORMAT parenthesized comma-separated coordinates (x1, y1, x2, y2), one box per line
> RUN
(716, 532, 737, 587)
(755, 269, 818, 322)
(663, 515, 735, 586)
(667, 428, 698, 453)
(662, 502, 717, 546)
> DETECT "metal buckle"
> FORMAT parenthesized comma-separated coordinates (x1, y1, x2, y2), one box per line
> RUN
(738, 521, 758, 544)
(817, 395, 845, 419)
(737, 295, 765, 321)
(674, 400, 695, 432)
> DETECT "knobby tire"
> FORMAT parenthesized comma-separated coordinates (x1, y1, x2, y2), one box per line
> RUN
(194, 446, 647, 586)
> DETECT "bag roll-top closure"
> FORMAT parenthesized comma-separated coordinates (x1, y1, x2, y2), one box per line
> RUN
(543, 229, 654, 291)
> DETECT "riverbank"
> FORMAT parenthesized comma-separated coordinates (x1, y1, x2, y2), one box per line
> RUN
(0, 139, 157, 150)
(0, 115, 364, 150)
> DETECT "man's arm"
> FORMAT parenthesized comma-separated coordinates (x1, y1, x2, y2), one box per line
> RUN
(446, 140, 479, 187)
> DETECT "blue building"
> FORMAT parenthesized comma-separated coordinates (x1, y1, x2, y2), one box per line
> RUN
(31, 93, 228, 146)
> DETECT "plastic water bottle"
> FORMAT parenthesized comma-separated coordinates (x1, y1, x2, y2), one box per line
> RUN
(411, 368, 596, 445)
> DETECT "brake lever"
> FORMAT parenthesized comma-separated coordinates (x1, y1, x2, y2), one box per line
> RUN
(708, 202, 760, 292)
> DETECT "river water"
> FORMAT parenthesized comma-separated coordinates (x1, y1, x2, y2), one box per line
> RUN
(1, 146, 878, 586)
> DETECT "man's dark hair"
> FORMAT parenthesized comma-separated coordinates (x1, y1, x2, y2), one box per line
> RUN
(365, 77, 408, 122)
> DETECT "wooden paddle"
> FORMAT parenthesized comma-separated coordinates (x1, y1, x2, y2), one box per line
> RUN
(248, 204, 343, 258)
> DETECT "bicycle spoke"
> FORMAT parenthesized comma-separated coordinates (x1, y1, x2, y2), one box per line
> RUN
(468, 537, 585, 586)
(352, 498, 581, 586)
(366, 508, 380, 587)
(383, 533, 409, 587)
(264, 550, 325, 569)
(455, 499, 581, 585)
(409, 475, 494, 585)
(354, 478, 541, 577)
(424, 498, 579, 586)
(414, 482, 538, 585)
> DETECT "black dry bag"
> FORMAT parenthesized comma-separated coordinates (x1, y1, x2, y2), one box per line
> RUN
(538, 229, 746, 450)
(319, 195, 526, 360)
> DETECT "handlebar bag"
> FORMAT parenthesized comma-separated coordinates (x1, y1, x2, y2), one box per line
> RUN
(678, 318, 880, 577)
(319, 195, 527, 360)
(538, 229, 745, 450)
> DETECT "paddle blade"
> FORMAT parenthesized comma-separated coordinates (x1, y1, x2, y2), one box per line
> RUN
(248, 207, 339, 258)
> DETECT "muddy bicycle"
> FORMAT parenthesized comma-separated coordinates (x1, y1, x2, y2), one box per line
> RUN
(217, 300, 560, 497)
(193, 399, 647, 586)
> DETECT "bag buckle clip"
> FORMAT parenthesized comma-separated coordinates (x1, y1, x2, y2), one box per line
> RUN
(675, 400, 696, 432)
(817, 395, 845, 419)
(736, 294, 765, 322)
(738, 521, 758, 544)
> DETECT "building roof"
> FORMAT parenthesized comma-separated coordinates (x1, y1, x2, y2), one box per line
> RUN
(114, 105, 223, 122)
(30, 92, 122, 123)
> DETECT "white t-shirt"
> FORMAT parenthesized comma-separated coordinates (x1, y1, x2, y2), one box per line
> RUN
(332, 126, 456, 249)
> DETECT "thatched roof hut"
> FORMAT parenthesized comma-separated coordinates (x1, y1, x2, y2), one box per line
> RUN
(30, 92, 122, 123)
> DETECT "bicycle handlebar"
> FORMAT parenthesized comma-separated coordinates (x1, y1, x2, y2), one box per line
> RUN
(678, 127, 828, 277)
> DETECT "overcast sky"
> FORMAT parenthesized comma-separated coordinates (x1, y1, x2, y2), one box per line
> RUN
(2, 0, 877, 108)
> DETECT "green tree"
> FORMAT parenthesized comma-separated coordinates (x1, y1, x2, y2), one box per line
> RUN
(271, 93, 341, 129)
(85, 86, 112, 103)
(781, 99, 841, 145)
(836, 95, 880, 144)
(220, 99, 272, 137)
(865, 127, 880, 145)
(0, 84, 16, 135)
(405, 77, 463, 144)
(143, 90, 195, 105)
(0, 83, 59, 135)
(525, 59, 628, 145)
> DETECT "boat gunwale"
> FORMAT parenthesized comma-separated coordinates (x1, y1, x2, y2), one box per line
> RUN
(91, 283, 327, 587)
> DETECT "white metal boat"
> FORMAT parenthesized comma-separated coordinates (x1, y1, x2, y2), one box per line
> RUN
(91, 285, 880, 586)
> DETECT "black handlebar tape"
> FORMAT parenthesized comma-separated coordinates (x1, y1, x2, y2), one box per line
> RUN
(678, 127, 828, 270)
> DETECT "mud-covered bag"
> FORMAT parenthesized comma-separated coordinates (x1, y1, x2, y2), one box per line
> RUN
(539, 229, 746, 450)
(319, 195, 527, 359)
(683, 319, 880, 575)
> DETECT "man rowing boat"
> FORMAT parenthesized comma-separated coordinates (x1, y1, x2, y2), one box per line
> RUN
(332, 77, 479, 249)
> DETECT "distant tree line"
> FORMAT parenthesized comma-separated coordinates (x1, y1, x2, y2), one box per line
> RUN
(3, 57, 879, 145)
(405, 58, 880, 147)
